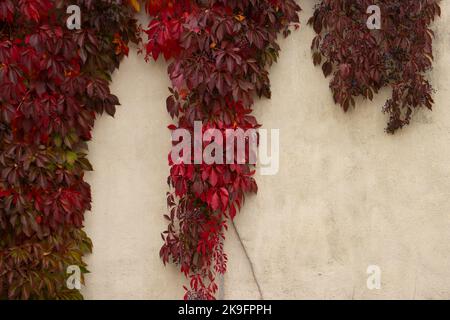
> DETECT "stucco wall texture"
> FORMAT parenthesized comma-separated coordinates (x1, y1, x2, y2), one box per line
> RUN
(81, 2, 450, 300)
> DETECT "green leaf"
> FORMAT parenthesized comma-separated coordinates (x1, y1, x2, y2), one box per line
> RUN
(66, 151, 78, 165)
(53, 135, 62, 148)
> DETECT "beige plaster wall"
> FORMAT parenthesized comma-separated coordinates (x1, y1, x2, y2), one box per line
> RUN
(82, 1, 450, 300)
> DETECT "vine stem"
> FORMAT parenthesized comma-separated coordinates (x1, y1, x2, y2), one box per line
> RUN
(231, 220, 264, 300)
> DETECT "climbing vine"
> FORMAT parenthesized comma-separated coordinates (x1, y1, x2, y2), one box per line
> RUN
(309, 0, 441, 133)
(0, 0, 443, 301)
(0, 0, 138, 299)
(143, 0, 300, 300)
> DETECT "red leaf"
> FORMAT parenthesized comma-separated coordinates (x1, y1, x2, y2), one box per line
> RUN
(209, 169, 218, 187)
(210, 192, 220, 211)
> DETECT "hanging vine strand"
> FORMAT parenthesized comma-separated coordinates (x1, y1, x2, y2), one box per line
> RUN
(309, 0, 441, 133)
(0, 0, 139, 299)
(143, 0, 301, 300)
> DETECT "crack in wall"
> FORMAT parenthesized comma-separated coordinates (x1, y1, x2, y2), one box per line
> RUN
(217, 274, 225, 300)
(232, 220, 264, 300)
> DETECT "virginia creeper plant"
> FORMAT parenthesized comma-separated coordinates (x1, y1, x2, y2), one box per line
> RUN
(0, 0, 138, 299)
(143, 0, 301, 299)
(309, 0, 441, 133)
(0, 0, 443, 301)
